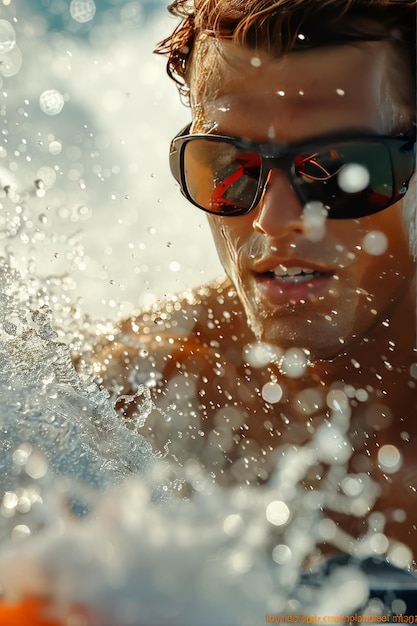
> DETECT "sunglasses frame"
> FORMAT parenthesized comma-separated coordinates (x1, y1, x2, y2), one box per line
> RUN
(169, 124, 416, 219)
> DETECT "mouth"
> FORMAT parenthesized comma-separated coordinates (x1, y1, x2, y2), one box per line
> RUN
(267, 264, 326, 284)
(252, 261, 335, 305)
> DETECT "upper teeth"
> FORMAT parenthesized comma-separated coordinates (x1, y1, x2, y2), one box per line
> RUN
(273, 265, 316, 277)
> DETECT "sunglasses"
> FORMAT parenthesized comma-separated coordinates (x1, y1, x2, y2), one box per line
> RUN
(169, 124, 415, 219)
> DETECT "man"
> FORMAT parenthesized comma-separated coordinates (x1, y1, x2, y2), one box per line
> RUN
(89, 0, 416, 558)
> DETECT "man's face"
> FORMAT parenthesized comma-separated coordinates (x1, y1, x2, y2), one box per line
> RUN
(189, 37, 415, 361)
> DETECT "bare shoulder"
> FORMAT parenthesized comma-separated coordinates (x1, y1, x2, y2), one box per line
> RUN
(87, 276, 250, 396)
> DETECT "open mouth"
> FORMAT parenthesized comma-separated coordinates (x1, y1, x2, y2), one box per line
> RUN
(265, 265, 327, 284)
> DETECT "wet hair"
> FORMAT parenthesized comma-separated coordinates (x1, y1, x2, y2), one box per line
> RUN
(155, 0, 416, 103)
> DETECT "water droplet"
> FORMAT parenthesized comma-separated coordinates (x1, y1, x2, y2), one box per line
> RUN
(70, 0, 97, 23)
(392, 599, 408, 615)
(362, 230, 388, 256)
(0, 20, 15, 54)
(23, 448, 48, 479)
(355, 388, 368, 402)
(378, 444, 402, 474)
(369, 532, 389, 555)
(279, 348, 308, 378)
(0, 44, 22, 77)
(266, 500, 290, 526)
(302, 201, 327, 242)
(261, 381, 283, 404)
(39, 89, 65, 116)
(341, 476, 363, 497)
(12, 443, 32, 466)
(338, 162, 370, 193)
(388, 542, 413, 568)
(272, 544, 292, 564)
(243, 342, 283, 368)
(326, 389, 349, 413)
(223, 514, 244, 537)
(314, 423, 351, 464)
(318, 518, 337, 540)
(75, 204, 92, 221)
(250, 57, 261, 67)
(169, 261, 181, 272)
(2, 491, 17, 510)
(228, 551, 253, 574)
(48, 140, 62, 155)
(392, 509, 406, 523)
(12, 525, 31, 541)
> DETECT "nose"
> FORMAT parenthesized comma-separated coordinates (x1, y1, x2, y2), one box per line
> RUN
(252, 168, 305, 237)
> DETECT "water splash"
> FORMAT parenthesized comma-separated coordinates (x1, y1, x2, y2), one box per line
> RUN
(0, 2, 414, 623)
(0, 277, 154, 491)
(0, 263, 415, 622)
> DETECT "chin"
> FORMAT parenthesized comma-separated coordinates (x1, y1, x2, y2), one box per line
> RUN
(251, 316, 352, 363)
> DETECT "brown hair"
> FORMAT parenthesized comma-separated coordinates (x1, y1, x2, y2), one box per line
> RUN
(156, 0, 416, 101)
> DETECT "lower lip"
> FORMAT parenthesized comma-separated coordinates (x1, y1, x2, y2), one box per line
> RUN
(253, 272, 335, 305)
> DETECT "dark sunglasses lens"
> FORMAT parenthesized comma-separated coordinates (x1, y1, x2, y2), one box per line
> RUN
(294, 141, 394, 218)
(183, 138, 261, 215)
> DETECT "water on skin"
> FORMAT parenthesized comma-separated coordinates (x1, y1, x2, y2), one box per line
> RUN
(0, 4, 415, 623)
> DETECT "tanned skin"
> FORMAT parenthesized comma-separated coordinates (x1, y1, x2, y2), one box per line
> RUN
(89, 35, 417, 559)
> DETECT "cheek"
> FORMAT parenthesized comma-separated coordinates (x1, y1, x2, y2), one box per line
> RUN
(355, 205, 414, 296)
(334, 204, 410, 262)
(207, 217, 249, 273)
(371, 203, 412, 262)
